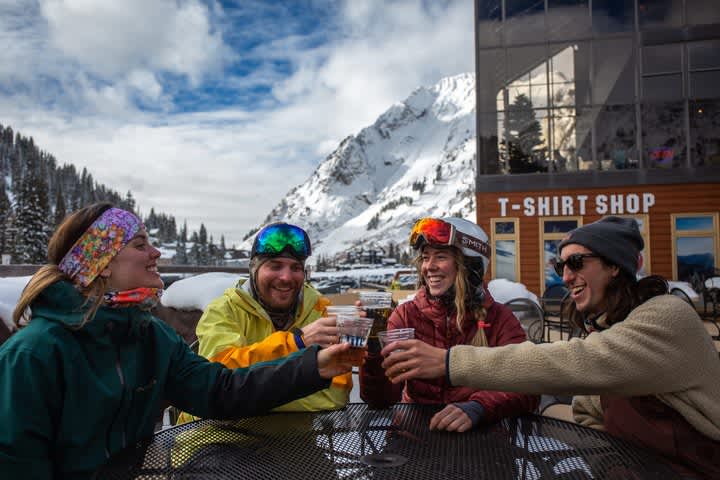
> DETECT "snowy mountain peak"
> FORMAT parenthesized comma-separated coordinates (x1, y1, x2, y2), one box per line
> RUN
(248, 73, 478, 263)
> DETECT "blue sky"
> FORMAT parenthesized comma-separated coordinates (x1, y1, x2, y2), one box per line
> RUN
(0, 0, 473, 246)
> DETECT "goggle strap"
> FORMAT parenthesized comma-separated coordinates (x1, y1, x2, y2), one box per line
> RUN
(454, 230, 491, 257)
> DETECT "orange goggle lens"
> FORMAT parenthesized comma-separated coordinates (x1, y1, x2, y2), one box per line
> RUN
(409, 218, 453, 248)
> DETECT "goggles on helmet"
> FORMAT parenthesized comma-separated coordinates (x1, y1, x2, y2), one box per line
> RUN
(409, 218, 490, 257)
(251, 223, 312, 260)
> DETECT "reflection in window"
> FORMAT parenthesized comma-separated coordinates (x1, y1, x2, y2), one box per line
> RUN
(540, 217, 580, 292)
(690, 100, 720, 167)
(689, 40, 720, 101)
(594, 39, 636, 105)
(547, 0, 590, 41)
(505, 0, 546, 45)
(638, 0, 683, 30)
(642, 44, 682, 102)
(595, 105, 638, 170)
(672, 213, 719, 281)
(643, 101, 686, 168)
(686, 0, 720, 26)
(477, 0, 502, 47)
(496, 45, 586, 174)
(491, 218, 520, 281)
(593, 0, 634, 33)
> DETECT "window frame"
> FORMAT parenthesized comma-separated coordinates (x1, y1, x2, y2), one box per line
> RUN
(539, 216, 583, 293)
(491, 217, 520, 281)
(671, 212, 719, 280)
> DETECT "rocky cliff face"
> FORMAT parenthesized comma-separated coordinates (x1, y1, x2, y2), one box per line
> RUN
(245, 73, 478, 262)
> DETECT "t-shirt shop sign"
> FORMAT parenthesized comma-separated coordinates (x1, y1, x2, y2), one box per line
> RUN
(497, 193, 656, 217)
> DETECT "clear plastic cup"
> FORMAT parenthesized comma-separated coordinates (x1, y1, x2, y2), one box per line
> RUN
(359, 291, 394, 337)
(377, 328, 415, 351)
(336, 317, 373, 348)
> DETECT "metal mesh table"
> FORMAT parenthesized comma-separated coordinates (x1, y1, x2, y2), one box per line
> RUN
(96, 403, 680, 479)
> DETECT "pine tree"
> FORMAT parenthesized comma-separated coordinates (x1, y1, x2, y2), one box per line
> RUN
(502, 93, 546, 173)
(14, 160, 51, 263)
(174, 221, 188, 265)
(53, 188, 66, 226)
(198, 224, 209, 265)
(189, 231, 200, 265)
(0, 188, 11, 255)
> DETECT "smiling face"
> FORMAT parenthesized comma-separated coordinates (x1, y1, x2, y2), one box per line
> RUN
(255, 257, 305, 310)
(420, 246, 458, 297)
(560, 244, 619, 316)
(103, 230, 163, 291)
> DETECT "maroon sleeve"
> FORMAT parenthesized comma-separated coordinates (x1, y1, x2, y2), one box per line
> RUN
(358, 305, 406, 408)
(466, 302, 540, 422)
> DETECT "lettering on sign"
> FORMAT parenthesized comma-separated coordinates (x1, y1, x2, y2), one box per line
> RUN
(497, 193, 656, 217)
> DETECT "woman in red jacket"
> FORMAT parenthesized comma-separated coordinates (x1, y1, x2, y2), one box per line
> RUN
(360, 217, 538, 432)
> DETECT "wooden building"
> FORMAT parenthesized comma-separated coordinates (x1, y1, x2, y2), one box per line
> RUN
(473, 0, 720, 296)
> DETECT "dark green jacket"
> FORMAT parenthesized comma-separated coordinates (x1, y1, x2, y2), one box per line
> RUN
(0, 281, 329, 479)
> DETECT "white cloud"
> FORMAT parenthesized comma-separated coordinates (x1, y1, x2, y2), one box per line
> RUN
(0, 0, 474, 246)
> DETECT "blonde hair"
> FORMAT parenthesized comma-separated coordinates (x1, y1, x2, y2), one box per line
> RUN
(13, 203, 114, 329)
(414, 246, 488, 347)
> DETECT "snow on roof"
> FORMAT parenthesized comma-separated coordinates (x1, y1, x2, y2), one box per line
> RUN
(0, 276, 30, 331)
(161, 272, 246, 311)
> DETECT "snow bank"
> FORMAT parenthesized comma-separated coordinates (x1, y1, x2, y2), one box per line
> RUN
(667, 281, 699, 301)
(487, 278, 539, 305)
(161, 272, 245, 311)
(0, 276, 31, 331)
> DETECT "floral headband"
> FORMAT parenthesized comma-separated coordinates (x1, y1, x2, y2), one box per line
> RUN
(58, 208, 144, 288)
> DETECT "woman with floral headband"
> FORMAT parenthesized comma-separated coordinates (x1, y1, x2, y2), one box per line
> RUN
(360, 217, 538, 431)
(0, 202, 353, 479)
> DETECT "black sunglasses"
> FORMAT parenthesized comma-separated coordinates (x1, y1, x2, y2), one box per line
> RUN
(553, 253, 601, 276)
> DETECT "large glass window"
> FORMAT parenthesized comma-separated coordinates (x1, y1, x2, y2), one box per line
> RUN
(547, 0, 590, 41)
(686, 0, 720, 26)
(642, 101, 686, 168)
(505, 0, 546, 45)
(690, 99, 720, 167)
(638, 0, 683, 30)
(642, 44, 683, 102)
(672, 213, 719, 281)
(593, 38, 636, 105)
(477, 0, 502, 47)
(491, 218, 520, 281)
(593, 0, 635, 33)
(595, 105, 639, 170)
(689, 40, 720, 101)
(540, 217, 581, 292)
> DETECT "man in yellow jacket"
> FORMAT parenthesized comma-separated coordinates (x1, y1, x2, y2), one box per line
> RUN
(178, 223, 350, 423)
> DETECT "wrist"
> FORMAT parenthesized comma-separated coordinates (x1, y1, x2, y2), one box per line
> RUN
(292, 327, 306, 349)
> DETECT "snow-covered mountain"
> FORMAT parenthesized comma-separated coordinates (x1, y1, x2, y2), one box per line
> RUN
(246, 73, 479, 262)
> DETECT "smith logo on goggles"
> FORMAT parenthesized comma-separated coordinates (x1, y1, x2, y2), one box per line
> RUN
(251, 223, 312, 260)
(409, 218, 490, 257)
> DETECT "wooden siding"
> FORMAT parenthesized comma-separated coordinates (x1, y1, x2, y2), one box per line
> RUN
(477, 183, 720, 296)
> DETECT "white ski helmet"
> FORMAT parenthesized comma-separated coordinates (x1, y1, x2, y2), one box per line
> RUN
(440, 217, 490, 272)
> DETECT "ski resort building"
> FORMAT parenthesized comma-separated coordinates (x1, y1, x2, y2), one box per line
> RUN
(473, 0, 720, 295)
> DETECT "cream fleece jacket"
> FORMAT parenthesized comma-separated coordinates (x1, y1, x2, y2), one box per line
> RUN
(449, 295, 720, 440)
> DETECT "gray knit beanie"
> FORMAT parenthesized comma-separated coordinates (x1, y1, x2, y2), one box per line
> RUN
(558, 216, 644, 278)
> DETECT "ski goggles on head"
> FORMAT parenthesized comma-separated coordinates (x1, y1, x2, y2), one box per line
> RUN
(251, 223, 312, 260)
(409, 218, 490, 257)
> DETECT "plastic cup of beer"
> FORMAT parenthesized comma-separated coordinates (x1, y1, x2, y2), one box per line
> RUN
(377, 328, 415, 352)
(330, 308, 372, 365)
(359, 291, 394, 337)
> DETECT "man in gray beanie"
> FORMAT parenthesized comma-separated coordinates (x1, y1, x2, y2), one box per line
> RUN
(558, 216, 644, 279)
(382, 215, 720, 477)
(177, 223, 350, 423)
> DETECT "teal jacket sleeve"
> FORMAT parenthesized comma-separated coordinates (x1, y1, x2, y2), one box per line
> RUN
(160, 324, 330, 419)
(0, 345, 59, 479)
